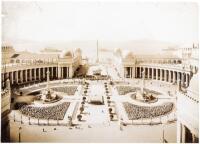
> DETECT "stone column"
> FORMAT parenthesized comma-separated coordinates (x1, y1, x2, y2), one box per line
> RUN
(132, 67, 135, 79)
(47, 67, 50, 79)
(69, 65, 73, 78)
(160, 69, 163, 81)
(130, 67, 132, 78)
(181, 73, 184, 86)
(34, 68, 36, 80)
(151, 68, 154, 79)
(16, 71, 18, 83)
(38, 68, 41, 80)
(164, 70, 167, 82)
(173, 71, 176, 83)
(25, 69, 28, 82)
(156, 69, 158, 80)
(169, 70, 171, 83)
(186, 73, 189, 87)
(20, 70, 23, 83)
(177, 72, 180, 81)
(30, 69, 32, 81)
(58, 67, 61, 79)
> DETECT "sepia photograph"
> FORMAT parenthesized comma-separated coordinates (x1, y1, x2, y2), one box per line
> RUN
(1, 0, 199, 143)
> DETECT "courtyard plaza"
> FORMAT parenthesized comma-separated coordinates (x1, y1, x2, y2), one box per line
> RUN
(9, 64, 177, 142)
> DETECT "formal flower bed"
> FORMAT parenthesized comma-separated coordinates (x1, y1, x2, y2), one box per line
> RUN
(20, 102, 70, 120)
(123, 102, 173, 120)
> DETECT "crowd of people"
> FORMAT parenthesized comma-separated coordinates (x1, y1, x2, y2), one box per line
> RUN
(123, 102, 174, 120)
(20, 102, 70, 120)
(51, 86, 78, 95)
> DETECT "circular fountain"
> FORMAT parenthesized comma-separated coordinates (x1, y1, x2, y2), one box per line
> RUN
(132, 70, 158, 103)
(35, 71, 62, 104)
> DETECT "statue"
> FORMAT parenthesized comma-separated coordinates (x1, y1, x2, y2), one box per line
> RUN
(40, 70, 52, 101)
(6, 78, 11, 90)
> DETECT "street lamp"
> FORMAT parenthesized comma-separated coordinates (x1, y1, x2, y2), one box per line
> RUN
(18, 126, 22, 142)
(14, 112, 15, 122)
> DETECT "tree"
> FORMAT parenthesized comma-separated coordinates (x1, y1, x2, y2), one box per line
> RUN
(77, 114, 82, 121)
(110, 114, 114, 121)
(83, 97, 86, 101)
(81, 101, 85, 106)
(80, 106, 84, 114)
(107, 100, 111, 106)
(108, 108, 112, 114)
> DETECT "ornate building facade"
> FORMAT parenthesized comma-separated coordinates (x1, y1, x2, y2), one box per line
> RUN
(113, 43, 199, 143)
(1, 47, 82, 89)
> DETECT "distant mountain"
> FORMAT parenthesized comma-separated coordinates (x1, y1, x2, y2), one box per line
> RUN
(115, 39, 178, 55)
(5, 39, 178, 55)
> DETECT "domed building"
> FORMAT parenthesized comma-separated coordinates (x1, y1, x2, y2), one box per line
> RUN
(122, 51, 136, 78)
(124, 51, 135, 59)
(114, 48, 122, 57)
(59, 50, 73, 58)
(75, 48, 82, 56)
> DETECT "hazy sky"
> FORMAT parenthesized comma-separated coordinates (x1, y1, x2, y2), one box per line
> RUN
(2, 1, 199, 53)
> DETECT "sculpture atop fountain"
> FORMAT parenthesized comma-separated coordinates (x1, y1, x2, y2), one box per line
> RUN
(40, 70, 55, 101)
(34, 71, 62, 104)
(45, 71, 52, 99)
(133, 69, 157, 103)
(136, 69, 146, 100)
